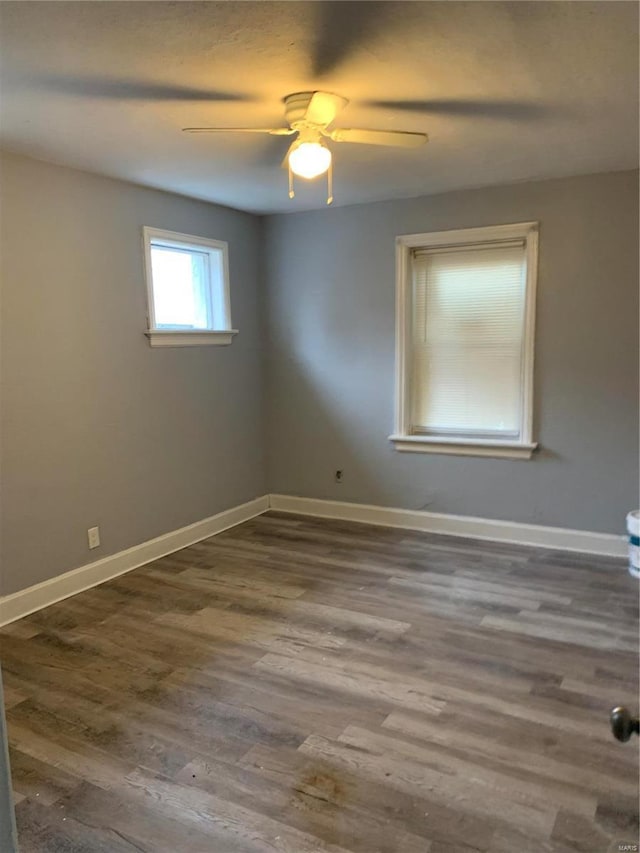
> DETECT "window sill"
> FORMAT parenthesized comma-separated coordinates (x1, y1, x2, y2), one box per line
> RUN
(388, 435, 538, 459)
(145, 330, 238, 347)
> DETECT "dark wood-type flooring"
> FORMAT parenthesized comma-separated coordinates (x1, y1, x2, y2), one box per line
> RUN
(1, 512, 638, 852)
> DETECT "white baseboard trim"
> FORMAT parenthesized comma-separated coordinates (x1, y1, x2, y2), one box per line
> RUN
(0, 496, 269, 627)
(0, 492, 627, 627)
(268, 494, 627, 559)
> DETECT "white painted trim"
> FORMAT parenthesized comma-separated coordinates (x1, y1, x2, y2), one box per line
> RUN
(397, 222, 539, 249)
(269, 495, 626, 558)
(394, 230, 412, 437)
(388, 435, 538, 459)
(1, 492, 626, 627)
(520, 225, 538, 447)
(145, 329, 238, 347)
(0, 496, 269, 627)
(394, 222, 539, 457)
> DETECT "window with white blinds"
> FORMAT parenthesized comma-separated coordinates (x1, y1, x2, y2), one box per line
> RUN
(392, 223, 538, 459)
(411, 242, 526, 438)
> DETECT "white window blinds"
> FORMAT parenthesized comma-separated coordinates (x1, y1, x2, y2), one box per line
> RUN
(410, 242, 527, 438)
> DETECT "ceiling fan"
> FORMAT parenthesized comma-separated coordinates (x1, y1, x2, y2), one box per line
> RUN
(183, 91, 428, 204)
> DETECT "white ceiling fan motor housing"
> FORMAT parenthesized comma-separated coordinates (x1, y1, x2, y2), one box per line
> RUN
(284, 92, 317, 125)
(283, 91, 349, 130)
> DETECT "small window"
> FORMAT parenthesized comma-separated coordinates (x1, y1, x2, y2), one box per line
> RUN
(143, 227, 237, 347)
(391, 223, 539, 459)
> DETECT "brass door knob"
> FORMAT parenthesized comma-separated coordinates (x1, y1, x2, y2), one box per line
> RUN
(610, 706, 640, 742)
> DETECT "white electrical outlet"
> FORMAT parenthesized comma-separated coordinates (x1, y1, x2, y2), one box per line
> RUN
(87, 526, 100, 549)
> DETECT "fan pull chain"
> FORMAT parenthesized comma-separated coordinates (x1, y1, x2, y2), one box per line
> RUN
(326, 160, 333, 205)
(288, 164, 295, 199)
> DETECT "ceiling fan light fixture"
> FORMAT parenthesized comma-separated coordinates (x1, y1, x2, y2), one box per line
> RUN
(182, 91, 427, 206)
(288, 140, 332, 179)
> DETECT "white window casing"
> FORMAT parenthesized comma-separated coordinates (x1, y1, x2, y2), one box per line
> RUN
(390, 222, 539, 459)
(142, 227, 238, 347)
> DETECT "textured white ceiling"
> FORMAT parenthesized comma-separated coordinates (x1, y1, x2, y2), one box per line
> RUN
(0, 1, 637, 213)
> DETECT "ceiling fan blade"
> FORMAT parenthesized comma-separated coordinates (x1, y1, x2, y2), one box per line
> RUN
(183, 127, 295, 135)
(24, 73, 251, 103)
(311, 1, 401, 78)
(304, 91, 348, 126)
(366, 99, 551, 120)
(329, 128, 428, 147)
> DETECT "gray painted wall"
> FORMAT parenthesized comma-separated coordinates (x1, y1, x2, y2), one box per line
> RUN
(1, 158, 637, 600)
(265, 170, 639, 534)
(0, 152, 266, 596)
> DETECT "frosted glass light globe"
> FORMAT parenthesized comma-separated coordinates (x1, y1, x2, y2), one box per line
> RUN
(289, 142, 332, 179)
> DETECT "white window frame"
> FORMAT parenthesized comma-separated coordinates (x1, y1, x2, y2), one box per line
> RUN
(142, 227, 238, 347)
(390, 222, 539, 459)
